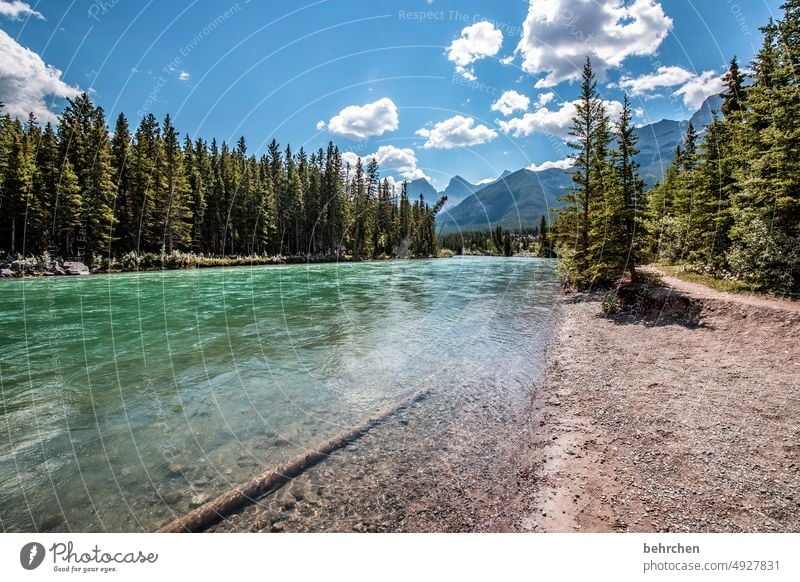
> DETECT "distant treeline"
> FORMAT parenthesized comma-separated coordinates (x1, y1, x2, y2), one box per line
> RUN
(0, 94, 444, 266)
(439, 218, 554, 258)
(553, 2, 800, 295)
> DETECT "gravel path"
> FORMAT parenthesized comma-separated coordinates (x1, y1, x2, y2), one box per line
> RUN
(514, 287, 800, 532)
(642, 266, 800, 313)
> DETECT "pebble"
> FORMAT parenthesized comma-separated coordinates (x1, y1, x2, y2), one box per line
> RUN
(162, 491, 183, 505)
(190, 492, 213, 508)
(39, 513, 65, 532)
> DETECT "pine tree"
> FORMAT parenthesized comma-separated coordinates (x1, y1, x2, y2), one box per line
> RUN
(554, 57, 623, 287)
(563, 57, 605, 274)
(31, 122, 60, 254)
(184, 136, 208, 253)
(159, 114, 191, 253)
(687, 113, 736, 271)
(130, 114, 162, 253)
(111, 113, 134, 252)
(54, 158, 83, 258)
(4, 130, 35, 254)
(83, 104, 118, 261)
(721, 56, 746, 121)
(585, 101, 625, 285)
(613, 95, 645, 282)
(537, 215, 550, 257)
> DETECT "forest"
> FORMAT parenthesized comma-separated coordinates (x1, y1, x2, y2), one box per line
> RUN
(552, 1, 800, 296)
(0, 95, 443, 270)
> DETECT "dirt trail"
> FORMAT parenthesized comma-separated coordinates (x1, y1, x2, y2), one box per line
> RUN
(642, 266, 800, 313)
(510, 281, 800, 533)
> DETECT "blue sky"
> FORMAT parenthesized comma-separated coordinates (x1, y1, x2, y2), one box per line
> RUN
(0, 0, 783, 188)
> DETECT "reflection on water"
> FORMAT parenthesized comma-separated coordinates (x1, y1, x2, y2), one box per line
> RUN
(0, 257, 559, 532)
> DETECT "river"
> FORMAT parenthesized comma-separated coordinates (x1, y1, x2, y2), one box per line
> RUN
(0, 256, 559, 532)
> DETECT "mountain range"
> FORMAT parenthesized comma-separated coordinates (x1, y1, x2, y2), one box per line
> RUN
(407, 95, 724, 234)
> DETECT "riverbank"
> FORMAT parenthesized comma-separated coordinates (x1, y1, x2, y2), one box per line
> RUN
(0, 252, 443, 279)
(199, 272, 800, 533)
(0, 254, 347, 278)
(516, 280, 800, 533)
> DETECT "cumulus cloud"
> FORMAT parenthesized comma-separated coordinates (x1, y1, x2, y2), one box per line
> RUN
(536, 92, 556, 108)
(447, 21, 504, 81)
(615, 66, 724, 110)
(498, 98, 623, 140)
(325, 97, 399, 140)
(528, 158, 574, 172)
(341, 145, 429, 181)
(490, 90, 530, 116)
(516, 0, 672, 88)
(178, 71, 190, 81)
(673, 71, 725, 110)
(0, 29, 81, 123)
(416, 115, 498, 149)
(615, 65, 694, 95)
(0, 1, 43, 20)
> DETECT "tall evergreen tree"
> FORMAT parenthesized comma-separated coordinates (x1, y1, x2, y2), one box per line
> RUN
(111, 113, 133, 252)
(159, 114, 192, 253)
(562, 57, 605, 274)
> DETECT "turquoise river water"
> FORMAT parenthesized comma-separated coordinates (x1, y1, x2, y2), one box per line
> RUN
(0, 257, 560, 532)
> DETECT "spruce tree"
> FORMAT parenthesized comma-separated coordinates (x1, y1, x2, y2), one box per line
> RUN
(160, 114, 191, 253)
(111, 113, 133, 252)
(613, 95, 645, 282)
(563, 57, 604, 275)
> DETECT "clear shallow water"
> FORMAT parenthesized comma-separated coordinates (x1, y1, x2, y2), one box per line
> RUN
(0, 257, 559, 532)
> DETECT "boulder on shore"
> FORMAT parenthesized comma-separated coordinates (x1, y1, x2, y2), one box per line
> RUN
(0, 268, 12, 278)
(63, 261, 90, 276)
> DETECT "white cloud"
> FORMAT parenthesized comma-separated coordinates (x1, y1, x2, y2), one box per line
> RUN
(178, 70, 190, 81)
(490, 90, 530, 116)
(498, 99, 623, 140)
(536, 92, 556, 108)
(341, 145, 429, 181)
(447, 21, 504, 81)
(674, 71, 725, 110)
(516, 0, 672, 88)
(325, 97, 399, 140)
(528, 158, 574, 172)
(615, 65, 694, 95)
(615, 66, 724, 110)
(340, 150, 359, 168)
(0, 29, 81, 123)
(0, 1, 43, 20)
(416, 115, 498, 149)
(315, 120, 326, 131)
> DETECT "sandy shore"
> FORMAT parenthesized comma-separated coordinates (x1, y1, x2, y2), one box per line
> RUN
(206, 273, 800, 533)
(519, 279, 800, 533)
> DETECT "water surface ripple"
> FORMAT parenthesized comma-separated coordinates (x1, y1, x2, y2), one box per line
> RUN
(0, 257, 559, 532)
